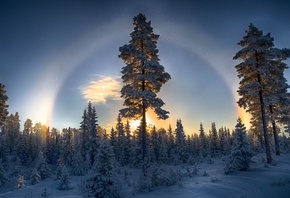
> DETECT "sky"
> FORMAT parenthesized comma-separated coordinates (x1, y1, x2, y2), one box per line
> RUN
(0, 0, 290, 134)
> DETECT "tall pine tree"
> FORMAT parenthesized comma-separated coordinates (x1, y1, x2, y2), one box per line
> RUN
(233, 24, 290, 162)
(174, 119, 187, 163)
(119, 13, 171, 175)
(199, 123, 209, 158)
(80, 102, 99, 168)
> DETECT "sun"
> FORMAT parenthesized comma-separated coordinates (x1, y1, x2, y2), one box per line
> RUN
(129, 114, 154, 131)
(130, 119, 141, 131)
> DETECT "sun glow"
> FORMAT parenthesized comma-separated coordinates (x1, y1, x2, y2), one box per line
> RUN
(130, 119, 141, 131)
(26, 93, 54, 127)
(23, 20, 127, 130)
(129, 114, 154, 131)
(238, 107, 251, 130)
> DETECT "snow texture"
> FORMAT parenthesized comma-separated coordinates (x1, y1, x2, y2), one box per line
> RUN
(1, 153, 290, 197)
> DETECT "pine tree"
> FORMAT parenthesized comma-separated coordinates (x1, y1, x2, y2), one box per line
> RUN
(70, 150, 86, 176)
(148, 126, 157, 163)
(157, 128, 168, 164)
(236, 24, 290, 158)
(23, 119, 33, 135)
(0, 135, 8, 165)
(57, 165, 72, 190)
(186, 134, 199, 163)
(110, 127, 118, 155)
(28, 131, 41, 165)
(210, 122, 219, 157)
(225, 118, 253, 174)
(88, 103, 99, 167)
(199, 123, 209, 158)
(17, 129, 30, 166)
(86, 135, 120, 197)
(36, 151, 51, 179)
(60, 127, 74, 166)
(123, 120, 132, 166)
(10, 157, 22, 182)
(17, 175, 26, 189)
(33, 122, 47, 149)
(116, 114, 126, 166)
(131, 125, 143, 167)
(0, 83, 9, 131)
(264, 46, 290, 156)
(80, 102, 99, 168)
(80, 109, 89, 162)
(0, 159, 8, 187)
(234, 24, 273, 163)
(218, 127, 225, 155)
(222, 127, 232, 155)
(194, 133, 201, 158)
(46, 128, 61, 165)
(174, 119, 187, 163)
(119, 13, 171, 175)
(30, 168, 41, 185)
(55, 160, 64, 180)
(3, 112, 20, 154)
(166, 125, 175, 162)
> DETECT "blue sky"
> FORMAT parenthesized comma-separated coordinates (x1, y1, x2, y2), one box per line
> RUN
(1, 0, 290, 133)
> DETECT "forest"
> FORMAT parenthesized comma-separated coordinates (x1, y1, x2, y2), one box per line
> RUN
(1, 13, 290, 198)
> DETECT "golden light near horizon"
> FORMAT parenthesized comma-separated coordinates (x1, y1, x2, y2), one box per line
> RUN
(129, 119, 141, 131)
(129, 114, 154, 131)
(28, 97, 53, 127)
(238, 107, 251, 130)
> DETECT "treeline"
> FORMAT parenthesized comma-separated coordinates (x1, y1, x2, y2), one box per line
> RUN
(1, 102, 290, 182)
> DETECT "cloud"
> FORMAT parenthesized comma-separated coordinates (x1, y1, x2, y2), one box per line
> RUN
(82, 76, 122, 103)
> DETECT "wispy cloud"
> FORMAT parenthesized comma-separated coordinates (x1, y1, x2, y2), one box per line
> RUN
(82, 75, 122, 103)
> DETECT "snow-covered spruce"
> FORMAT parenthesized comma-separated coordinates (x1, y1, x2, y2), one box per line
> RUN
(17, 175, 26, 189)
(85, 135, 121, 198)
(174, 119, 187, 163)
(225, 118, 253, 174)
(70, 150, 86, 176)
(80, 102, 99, 170)
(35, 151, 51, 179)
(30, 168, 41, 185)
(0, 159, 8, 187)
(57, 165, 72, 190)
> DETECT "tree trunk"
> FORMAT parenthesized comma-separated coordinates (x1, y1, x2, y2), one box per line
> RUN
(141, 96, 147, 176)
(258, 87, 272, 163)
(269, 105, 280, 155)
(141, 39, 147, 176)
(255, 51, 272, 163)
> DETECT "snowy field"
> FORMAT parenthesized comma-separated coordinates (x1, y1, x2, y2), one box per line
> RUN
(135, 154, 290, 198)
(1, 153, 290, 198)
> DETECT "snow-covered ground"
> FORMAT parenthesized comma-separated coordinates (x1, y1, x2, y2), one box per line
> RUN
(1, 153, 290, 198)
(135, 154, 290, 198)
